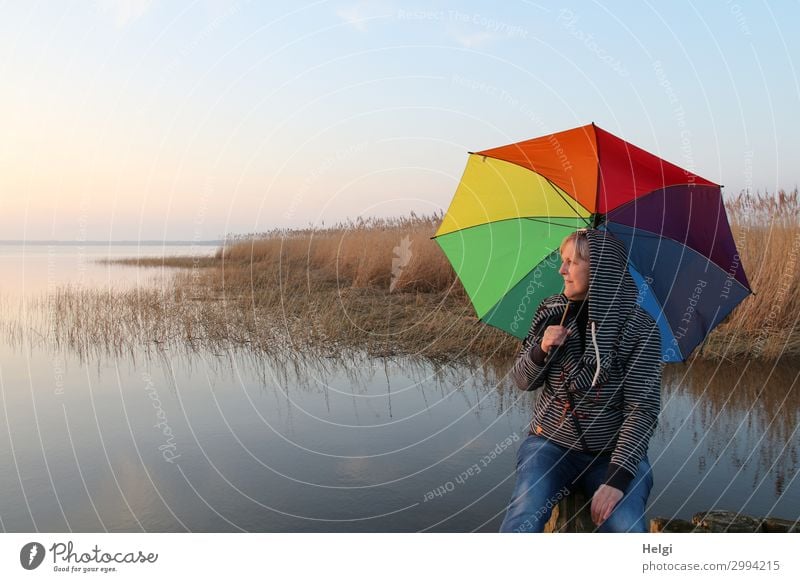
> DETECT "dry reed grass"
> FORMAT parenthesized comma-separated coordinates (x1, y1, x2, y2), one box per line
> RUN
(704, 189, 800, 359)
(35, 190, 800, 362)
(218, 211, 458, 293)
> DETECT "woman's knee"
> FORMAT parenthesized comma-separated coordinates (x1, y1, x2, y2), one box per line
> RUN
(516, 435, 568, 471)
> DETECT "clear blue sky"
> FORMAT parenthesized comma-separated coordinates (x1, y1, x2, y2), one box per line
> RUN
(1, 0, 798, 240)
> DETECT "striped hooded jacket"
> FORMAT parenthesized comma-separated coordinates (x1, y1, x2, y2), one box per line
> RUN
(510, 229, 662, 491)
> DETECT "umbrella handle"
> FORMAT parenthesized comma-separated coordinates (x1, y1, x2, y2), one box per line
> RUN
(559, 302, 570, 326)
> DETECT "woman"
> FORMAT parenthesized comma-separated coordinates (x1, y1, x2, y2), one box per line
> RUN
(499, 229, 662, 533)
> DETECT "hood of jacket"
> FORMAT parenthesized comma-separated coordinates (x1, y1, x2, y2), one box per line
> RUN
(560, 229, 639, 391)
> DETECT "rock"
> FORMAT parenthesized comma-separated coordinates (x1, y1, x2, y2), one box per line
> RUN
(760, 517, 800, 533)
(651, 511, 799, 533)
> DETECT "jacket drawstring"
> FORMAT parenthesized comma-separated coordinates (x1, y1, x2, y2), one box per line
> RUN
(590, 320, 601, 387)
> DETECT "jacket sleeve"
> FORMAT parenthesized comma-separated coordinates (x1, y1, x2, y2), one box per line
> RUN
(509, 303, 555, 392)
(604, 318, 662, 491)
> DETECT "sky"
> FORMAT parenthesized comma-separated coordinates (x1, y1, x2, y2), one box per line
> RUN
(0, 0, 798, 241)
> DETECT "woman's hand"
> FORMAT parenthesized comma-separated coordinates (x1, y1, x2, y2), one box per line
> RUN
(540, 325, 571, 353)
(591, 484, 624, 526)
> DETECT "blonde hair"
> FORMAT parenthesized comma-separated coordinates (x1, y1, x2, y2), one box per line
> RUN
(560, 230, 589, 262)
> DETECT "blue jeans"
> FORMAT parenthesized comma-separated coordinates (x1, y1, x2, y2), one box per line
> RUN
(499, 434, 653, 533)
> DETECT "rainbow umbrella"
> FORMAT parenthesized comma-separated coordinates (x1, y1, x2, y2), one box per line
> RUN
(432, 123, 751, 362)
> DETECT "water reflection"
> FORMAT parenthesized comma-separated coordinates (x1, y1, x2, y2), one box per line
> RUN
(657, 360, 799, 506)
(1, 316, 798, 532)
(1, 334, 542, 532)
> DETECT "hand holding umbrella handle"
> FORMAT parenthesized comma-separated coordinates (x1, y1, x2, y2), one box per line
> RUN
(541, 303, 572, 354)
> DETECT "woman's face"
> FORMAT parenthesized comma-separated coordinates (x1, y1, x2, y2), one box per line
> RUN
(559, 239, 590, 300)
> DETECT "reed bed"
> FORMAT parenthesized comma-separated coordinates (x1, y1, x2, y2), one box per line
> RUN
(25, 190, 800, 362)
(705, 189, 800, 359)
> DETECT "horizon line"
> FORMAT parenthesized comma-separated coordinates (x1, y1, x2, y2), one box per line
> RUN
(0, 240, 225, 245)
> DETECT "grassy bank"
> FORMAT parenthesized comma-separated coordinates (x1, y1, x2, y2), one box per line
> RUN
(43, 191, 800, 362)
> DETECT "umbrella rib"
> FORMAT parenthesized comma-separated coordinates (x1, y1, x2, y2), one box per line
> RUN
(430, 166, 590, 241)
(479, 247, 562, 322)
(523, 217, 592, 229)
(430, 216, 585, 239)
(603, 183, 717, 217)
(541, 175, 592, 224)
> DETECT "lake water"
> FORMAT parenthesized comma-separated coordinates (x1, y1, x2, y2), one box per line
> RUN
(0, 245, 798, 532)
